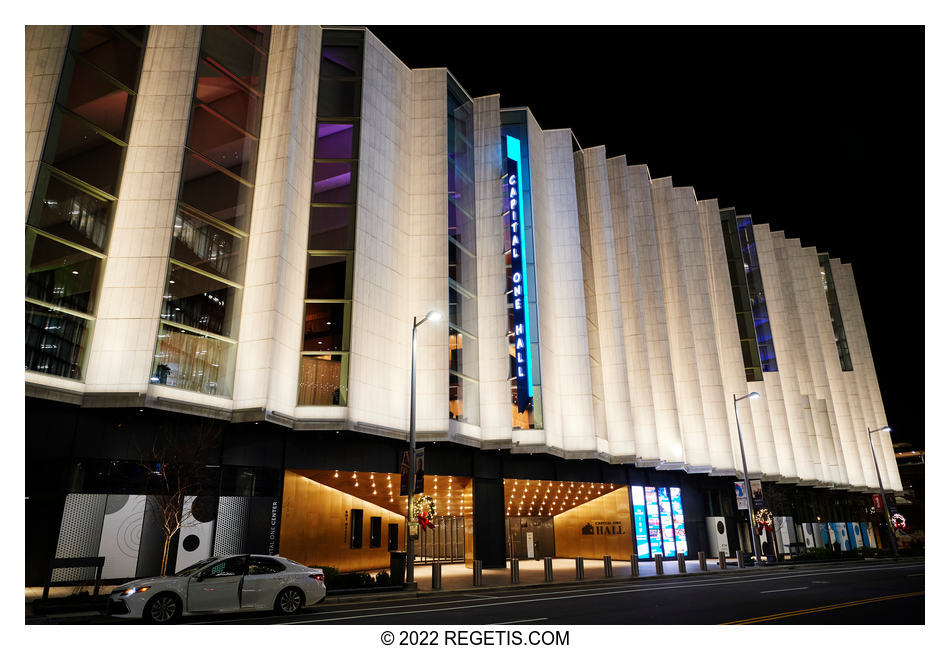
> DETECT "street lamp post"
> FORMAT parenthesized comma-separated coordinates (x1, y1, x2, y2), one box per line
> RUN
(868, 425, 899, 558)
(733, 392, 764, 566)
(406, 310, 441, 586)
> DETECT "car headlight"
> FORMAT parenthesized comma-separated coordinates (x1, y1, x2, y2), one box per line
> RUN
(121, 586, 151, 597)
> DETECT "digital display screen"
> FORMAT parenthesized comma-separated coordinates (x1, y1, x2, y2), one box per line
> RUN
(630, 486, 650, 559)
(658, 487, 676, 557)
(644, 487, 662, 557)
(670, 487, 688, 555)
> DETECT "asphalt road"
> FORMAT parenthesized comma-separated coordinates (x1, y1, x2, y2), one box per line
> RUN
(32, 560, 924, 625)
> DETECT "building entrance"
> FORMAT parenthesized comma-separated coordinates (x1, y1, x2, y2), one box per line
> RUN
(418, 516, 465, 563)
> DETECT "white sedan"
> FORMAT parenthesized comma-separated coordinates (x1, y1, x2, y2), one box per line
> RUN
(108, 554, 326, 623)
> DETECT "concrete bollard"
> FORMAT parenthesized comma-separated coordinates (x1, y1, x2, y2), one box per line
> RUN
(544, 557, 553, 582)
(431, 562, 442, 590)
(630, 555, 640, 577)
(510, 557, 519, 584)
(737, 552, 745, 568)
(575, 556, 585, 579)
(718, 551, 727, 569)
(604, 555, 613, 577)
(699, 551, 707, 571)
(654, 553, 664, 575)
(677, 553, 686, 573)
(473, 559, 482, 586)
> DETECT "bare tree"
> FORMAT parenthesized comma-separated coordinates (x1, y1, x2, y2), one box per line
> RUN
(139, 417, 222, 576)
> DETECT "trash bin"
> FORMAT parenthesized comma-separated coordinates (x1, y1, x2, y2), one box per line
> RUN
(390, 551, 407, 585)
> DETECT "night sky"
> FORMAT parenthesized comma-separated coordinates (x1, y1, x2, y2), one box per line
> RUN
(368, 25, 924, 450)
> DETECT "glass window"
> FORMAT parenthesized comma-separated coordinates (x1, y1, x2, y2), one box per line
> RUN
(315, 122, 358, 159)
(247, 557, 285, 575)
(26, 233, 101, 313)
(194, 59, 263, 134)
(448, 241, 476, 292)
(25, 302, 89, 379)
(204, 555, 246, 577)
(448, 196, 476, 252)
(161, 264, 240, 338)
(152, 323, 235, 396)
(171, 209, 245, 282)
(449, 284, 477, 336)
(320, 45, 362, 77)
(306, 255, 350, 300)
(29, 171, 112, 252)
(180, 153, 253, 231)
(48, 110, 124, 196)
(308, 206, 355, 250)
(298, 354, 347, 405)
(186, 104, 258, 182)
(60, 54, 134, 140)
(449, 372, 479, 425)
(449, 328, 478, 379)
(74, 26, 144, 89)
(200, 26, 267, 92)
(316, 79, 360, 117)
(302, 303, 348, 352)
(312, 161, 356, 203)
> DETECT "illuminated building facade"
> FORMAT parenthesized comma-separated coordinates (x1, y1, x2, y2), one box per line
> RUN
(25, 25, 901, 584)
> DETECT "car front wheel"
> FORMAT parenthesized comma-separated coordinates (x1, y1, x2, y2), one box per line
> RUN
(144, 593, 181, 623)
(275, 587, 304, 615)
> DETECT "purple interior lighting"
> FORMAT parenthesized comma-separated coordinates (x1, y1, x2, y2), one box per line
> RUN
(313, 172, 351, 195)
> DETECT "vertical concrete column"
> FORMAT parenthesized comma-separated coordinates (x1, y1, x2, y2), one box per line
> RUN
(233, 26, 322, 415)
(25, 26, 69, 213)
(607, 158, 657, 462)
(576, 147, 635, 457)
(472, 94, 511, 441)
(627, 165, 675, 463)
(651, 178, 705, 468)
(84, 26, 201, 393)
(538, 129, 595, 452)
(408, 68, 449, 432)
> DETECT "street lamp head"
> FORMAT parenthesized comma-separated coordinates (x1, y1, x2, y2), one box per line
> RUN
(882, 426, 892, 433)
(749, 391, 761, 400)
(426, 310, 442, 322)
(735, 391, 761, 402)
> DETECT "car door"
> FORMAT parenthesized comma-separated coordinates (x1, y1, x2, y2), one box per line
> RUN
(187, 556, 246, 612)
(241, 556, 287, 609)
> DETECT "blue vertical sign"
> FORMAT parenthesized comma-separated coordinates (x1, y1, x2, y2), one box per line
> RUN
(505, 135, 533, 412)
(630, 486, 650, 559)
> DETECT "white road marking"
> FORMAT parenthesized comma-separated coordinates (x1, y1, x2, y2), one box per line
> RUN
(497, 617, 548, 624)
(760, 587, 809, 594)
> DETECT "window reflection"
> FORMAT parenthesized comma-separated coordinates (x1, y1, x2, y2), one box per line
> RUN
(315, 122, 357, 159)
(171, 208, 243, 281)
(308, 205, 354, 250)
(180, 153, 252, 230)
(74, 26, 144, 89)
(302, 303, 346, 352)
(26, 233, 100, 313)
(194, 60, 262, 134)
(161, 264, 239, 338)
(306, 256, 349, 300)
(31, 172, 112, 251)
(186, 104, 258, 181)
(25, 303, 89, 379)
(298, 354, 346, 405)
(312, 161, 356, 203)
(61, 54, 134, 140)
(49, 110, 124, 196)
(151, 324, 234, 396)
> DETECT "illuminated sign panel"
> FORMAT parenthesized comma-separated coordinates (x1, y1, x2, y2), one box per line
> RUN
(644, 487, 662, 557)
(630, 486, 650, 559)
(658, 487, 676, 557)
(670, 487, 688, 555)
(505, 135, 533, 412)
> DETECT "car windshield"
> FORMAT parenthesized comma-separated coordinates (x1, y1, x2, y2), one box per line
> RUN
(174, 557, 220, 577)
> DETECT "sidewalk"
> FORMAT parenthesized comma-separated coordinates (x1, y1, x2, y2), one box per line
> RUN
(411, 557, 728, 591)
